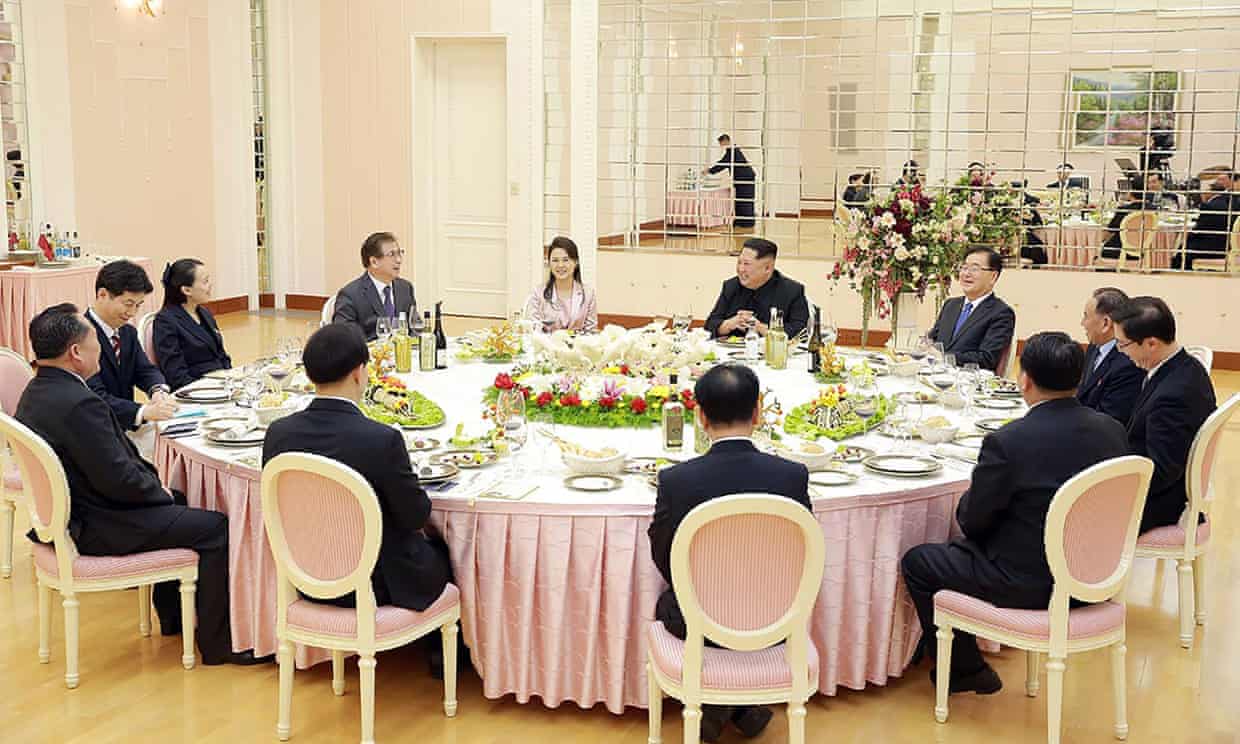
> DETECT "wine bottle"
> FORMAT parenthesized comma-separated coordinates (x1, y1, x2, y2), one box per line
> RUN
(434, 301, 447, 369)
(662, 373, 685, 451)
(418, 310, 436, 371)
(768, 307, 788, 370)
(808, 305, 823, 374)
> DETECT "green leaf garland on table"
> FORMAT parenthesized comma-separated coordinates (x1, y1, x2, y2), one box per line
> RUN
(783, 394, 892, 441)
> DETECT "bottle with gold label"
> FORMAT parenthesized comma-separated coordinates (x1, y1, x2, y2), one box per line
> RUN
(393, 312, 412, 373)
(418, 310, 436, 371)
(767, 307, 788, 370)
(662, 373, 685, 451)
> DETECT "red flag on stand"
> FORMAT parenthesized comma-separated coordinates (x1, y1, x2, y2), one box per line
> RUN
(37, 232, 53, 260)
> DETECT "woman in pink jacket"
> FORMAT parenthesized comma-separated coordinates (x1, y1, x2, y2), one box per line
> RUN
(524, 236, 598, 333)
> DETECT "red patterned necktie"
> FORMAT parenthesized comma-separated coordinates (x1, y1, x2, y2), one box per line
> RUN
(111, 333, 121, 361)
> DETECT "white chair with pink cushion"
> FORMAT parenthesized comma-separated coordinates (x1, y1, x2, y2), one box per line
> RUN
(261, 452, 461, 744)
(933, 455, 1153, 744)
(1134, 393, 1239, 649)
(0, 412, 198, 688)
(137, 311, 157, 365)
(646, 494, 825, 744)
(1, 346, 35, 578)
(320, 295, 336, 327)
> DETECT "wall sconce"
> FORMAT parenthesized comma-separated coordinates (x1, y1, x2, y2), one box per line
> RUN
(117, 0, 164, 18)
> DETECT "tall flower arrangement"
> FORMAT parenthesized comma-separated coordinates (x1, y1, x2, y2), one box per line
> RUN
(831, 185, 972, 346)
(947, 177, 1023, 256)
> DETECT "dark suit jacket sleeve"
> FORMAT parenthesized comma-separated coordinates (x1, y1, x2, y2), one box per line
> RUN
(704, 281, 734, 337)
(707, 150, 732, 175)
(153, 313, 194, 391)
(332, 287, 359, 326)
(378, 428, 432, 533)
(65, 395, 170, 506)
(1140, 396, 1196, 500)
(648, 481, 678, 585)
(955, 433, 1011, 540)
(132, 336, 167, 394)
(955, 302, 1015, 370)
(927, 301, 950, 342)
(783, 283, 810, 339)
(1097, 362, 1143, 425)
(202, 309, 231, 369)
(86, 373, 142, 431)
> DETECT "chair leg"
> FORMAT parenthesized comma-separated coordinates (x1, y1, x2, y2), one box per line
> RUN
(332, 650, 345, 696)
(788, 697, 808, 744)
(1176, 559, 1195, 649)
(0, 497, 13, 578)
(63, 593, 80, 689)
(1111, 642, 1128, 740)
(138, 584, 152, 637)
(442, 622, 459, 717)
(37, 581, 51, 663)
(682, 700, 702, 744)
(1025, 650, 1040, 697)
(1046, 656, 1066, 744)
(934, 626, 953, 723)
(359, 654, 377, 744)
(1192, 554, 1207, 626)
(180, 578, 196, 670)
(277, 639, 294, 741)
(647, 662, 662, 744)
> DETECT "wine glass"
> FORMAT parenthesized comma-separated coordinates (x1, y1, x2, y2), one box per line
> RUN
(944, 353, 957, 370)
(376, 316, 393, 346)
(672, 310, 692, 335)
(931, 342, 946, 369)
(960, 362, 980, 417)
(909, 334, 930, 362)
(243, 374, 265, 409)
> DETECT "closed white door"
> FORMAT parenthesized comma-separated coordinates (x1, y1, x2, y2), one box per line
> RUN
(431, 40, 508, 317)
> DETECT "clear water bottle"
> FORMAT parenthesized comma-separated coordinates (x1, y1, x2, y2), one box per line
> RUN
(744, 318, 760, 363)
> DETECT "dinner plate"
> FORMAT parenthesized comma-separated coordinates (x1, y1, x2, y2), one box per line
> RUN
(414, 461, 459, 484)
(625, 456, 683, 475)
(564, 474, 623, 492)
(977, 398, 1022, 411)
(975, 417, 1014, 432)
(430, 449, 499, 469)
(203, 369, 242, 381)
(200, 415, 250, 433)
(176, 387, 234, 404)
(727, 350, 760, 360)
(863, 454, 942, 477)
(405, 436, 441, 452)
(831, 445, 875, 464)
(808, 469, 859, 487)
(895, 391, 939, 405)
(204, 429, 265, 447)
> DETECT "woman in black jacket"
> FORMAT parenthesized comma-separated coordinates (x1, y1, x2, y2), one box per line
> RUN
(154, 259, 232, 390)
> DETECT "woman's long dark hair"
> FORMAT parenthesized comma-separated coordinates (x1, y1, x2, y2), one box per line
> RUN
(162, 258, 204, 308)
(542, 236, 582, 302)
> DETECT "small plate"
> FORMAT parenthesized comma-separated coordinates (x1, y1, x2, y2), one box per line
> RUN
(430, 449, 499, 469)
(975, 417, 1014, 432)
(625, 456, 683, 475)
(954, 433, 987, 448)
(863, 454, 942, 477)
(176, 387, 234, 404)
(727, 350, 760, 360)
(203, 369, 242, 381)
(200, 415, 251, 433)
(233, 454, 262, 469)
(977, 398, 1022, 411)
(564, 473, 623, 492)
(717, 336, 747, 347)
(204, 429, 265, 447)
(895, 391, 939, 405)
(405, 436, 441, 452)
(831, 445, 875, 464)
(414, 461, 460, 484)
(809, 469, 859, 487)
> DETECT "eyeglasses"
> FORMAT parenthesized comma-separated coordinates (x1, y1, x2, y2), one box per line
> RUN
(1116, 338, 1137, 350)
(956, 263, 995, 276)
(118, 299, 145, 312)
(382, 249, 405, 259)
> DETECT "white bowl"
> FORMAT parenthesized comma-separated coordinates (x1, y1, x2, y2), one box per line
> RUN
(779, 444, 835, 470)
(254, 402, 296, 426)
(940, 391, 966, 409)
(562, 449, 626, 475)
(917, 423, 959, 444)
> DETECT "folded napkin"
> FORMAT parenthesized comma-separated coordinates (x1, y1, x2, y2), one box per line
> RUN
(173, 407, 207, 419)
(934, 443, 979, 464)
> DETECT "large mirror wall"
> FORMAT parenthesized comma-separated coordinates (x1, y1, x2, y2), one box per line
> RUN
(545, 0, 1240, 273)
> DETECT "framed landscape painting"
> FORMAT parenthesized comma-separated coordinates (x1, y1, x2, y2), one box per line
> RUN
(1067, 69, 1179, 149)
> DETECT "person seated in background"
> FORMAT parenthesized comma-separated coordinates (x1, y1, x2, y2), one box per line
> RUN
(707, 134, 757, 229)
(926, 247, 1015, 372)
(523, 236, 598, 333)
(1110, 297, 1216, 533)
(841, 172, 871, 208)
(1173, 171, 1238, 270)
(1077, 287, 1144, 426)
(1045, 162, 1089, 198)
(16, 304, 262, 665)
(902, 332, 1128, 695)
(332, 231, 417, 340)
(153, 259, 232, 391)
(1100, 188, 1148, 260)
(262, 323, 453, 674)
(86, 260, 176, 431)
(1014, 181, 1048, 265)
(704, 238, 810, 340)
(895, 159, 922, 188)
(1141, 171, 1182, 210)
(648, 363, 811, 742)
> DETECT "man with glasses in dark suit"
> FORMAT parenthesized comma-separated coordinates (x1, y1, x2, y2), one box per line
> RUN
(1077, 287, 1144, 425)
(332, 231, 417, 340)
(926, 247, 1016, 372)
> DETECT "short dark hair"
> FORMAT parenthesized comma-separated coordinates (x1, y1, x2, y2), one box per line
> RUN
(694, 364, 760, 426)
(161, 258, 204, 307)
(302, 323, 370, 385)
(964, 245, 1003, 275)
(967, 161, 985, 170)
(96, 260, 154, 296)
(717, 133, 731, 144)
(29, 303, 91, 360)
(1019, 332, 1085, 392)
(1091, 286, 1129, 317)
(742, 237, 778, 261)
(361, 231, 398, 269)
(1110, 296, 1176, 344)
(1058, 163, 1074, 171)
(848, 172, 863, 182)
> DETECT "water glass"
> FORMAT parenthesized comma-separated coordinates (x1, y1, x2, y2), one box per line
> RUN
(376, 316, 394, 345)
(944, 353, 957, 371)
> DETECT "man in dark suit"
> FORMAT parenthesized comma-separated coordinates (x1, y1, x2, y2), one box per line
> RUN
(649, 363, 811, 741)
(1045, 162, 1090, 199)
(704, 238, 810, 341)
(85, 260, 176, 432)
(263, 324, 452, 673)
(1173, 172, 1237, 270)
(1077, 287, 1144, 425)
(707, 134, 757, 228)
(926, 247, 1016, 372)
(1100, 190, 1147, 260)
(902, 332, 1129, 694)
(332, 231, 417, 340)
(14, 304, 263, 666)
(1110, 297, 1217, 532)
(841, 172, 871, 209)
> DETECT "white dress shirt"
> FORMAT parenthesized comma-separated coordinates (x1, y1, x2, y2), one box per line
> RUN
(1094, 339, 1117, 371)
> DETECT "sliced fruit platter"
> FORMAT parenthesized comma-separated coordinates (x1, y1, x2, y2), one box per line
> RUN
(362, 375, 446, 429)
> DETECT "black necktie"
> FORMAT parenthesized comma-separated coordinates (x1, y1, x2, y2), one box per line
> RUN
(382, 286, 395, 319)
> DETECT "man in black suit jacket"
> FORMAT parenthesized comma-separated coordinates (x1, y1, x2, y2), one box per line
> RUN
(263, 323, 450, 612)
(1077, 287, 1144, 425)
(85, 260, 176, 431)
(927, 247, 1016, 372)
(1110, 297, 1217, 532)
(648, 363, 811, 741)
(1173, 173, 1237, 270)
(332, 231, 417, 340)
(704, 238, 810, 341)
(902, 332, 1128, 695)
(14, 304, 261, 666)
(1045, 163, 1089, 200)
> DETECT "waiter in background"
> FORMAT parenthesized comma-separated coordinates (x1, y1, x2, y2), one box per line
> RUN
(708, 134, 757, 228)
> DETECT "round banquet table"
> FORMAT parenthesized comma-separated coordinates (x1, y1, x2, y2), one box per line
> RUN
(1034, 219, 1186, 269)
(666, 186, 734, 229)
(155, 347, 985, 713)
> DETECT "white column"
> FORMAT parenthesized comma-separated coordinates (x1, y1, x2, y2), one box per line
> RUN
(21, 0, 76, 233)
(570, 0, 598, 284)
(206, 0, 259, 304)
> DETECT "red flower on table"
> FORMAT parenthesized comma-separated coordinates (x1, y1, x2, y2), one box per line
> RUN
(619, 364, 631, 376)
(494, 373, 515, 390)
(559, 393, 581, 408)
(681, 390, 696, 410)
(380, 376, 406, 390)
(598, 396, 617, 410)
(535, 391, 553, 407)
(630, 398, 648, 414)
